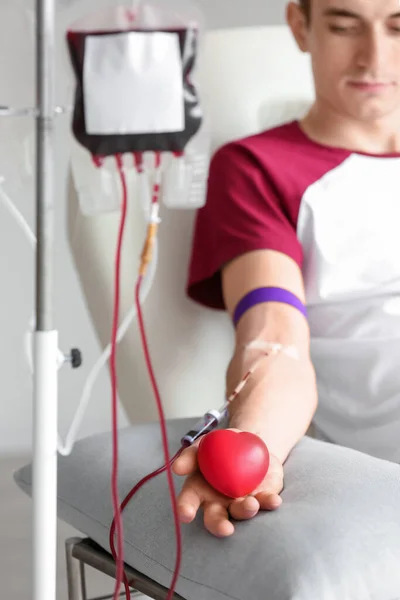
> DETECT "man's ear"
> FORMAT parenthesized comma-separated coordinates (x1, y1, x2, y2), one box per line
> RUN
(286, 1, 309, 53)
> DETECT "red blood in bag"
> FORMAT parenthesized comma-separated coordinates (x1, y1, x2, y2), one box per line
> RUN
(66, 27, 202, 157)
(197, 430, 270, 499)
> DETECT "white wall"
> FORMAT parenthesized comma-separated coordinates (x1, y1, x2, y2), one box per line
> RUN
(0, 0, 288, 454)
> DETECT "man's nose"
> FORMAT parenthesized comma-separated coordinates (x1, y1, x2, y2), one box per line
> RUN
(355, 29, 387, 74)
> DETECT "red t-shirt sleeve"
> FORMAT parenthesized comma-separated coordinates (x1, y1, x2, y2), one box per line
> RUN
(186, 140, 303, 310)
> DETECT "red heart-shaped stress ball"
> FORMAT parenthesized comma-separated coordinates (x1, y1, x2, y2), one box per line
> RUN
(197, 430, 270, 498)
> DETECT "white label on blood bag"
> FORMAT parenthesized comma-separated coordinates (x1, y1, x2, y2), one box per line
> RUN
(83, 31, 184, 135)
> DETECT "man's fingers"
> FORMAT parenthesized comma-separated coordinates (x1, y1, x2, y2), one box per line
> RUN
(258, 473, 284, 510)
(253, 470, 283, 511)
(204, 502, 234, 537)
(172, 445, 198, 476)
(177, 480, 202, 523)
(228, 496, 260, 521)
(255, 491, 282, 510)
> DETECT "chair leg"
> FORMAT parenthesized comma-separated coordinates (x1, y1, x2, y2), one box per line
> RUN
(66, 537, 87, 600)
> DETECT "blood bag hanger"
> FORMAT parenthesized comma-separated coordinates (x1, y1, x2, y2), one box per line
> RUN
(0, 105, 71, 116)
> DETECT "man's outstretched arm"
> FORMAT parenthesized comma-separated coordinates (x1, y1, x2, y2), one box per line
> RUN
(173, 248, 317, 537)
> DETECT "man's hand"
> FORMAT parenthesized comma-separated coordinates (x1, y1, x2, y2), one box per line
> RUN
(172, 429, 284, 538)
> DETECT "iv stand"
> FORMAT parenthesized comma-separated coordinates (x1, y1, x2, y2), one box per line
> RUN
(32, 0, 58, 598)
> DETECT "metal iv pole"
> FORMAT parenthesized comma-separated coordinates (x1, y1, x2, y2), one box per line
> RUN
(32, 0, 58, 598)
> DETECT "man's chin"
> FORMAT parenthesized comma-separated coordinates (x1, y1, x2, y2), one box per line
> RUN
(340, 106, 399, 124)
(342, 97, 399, 122)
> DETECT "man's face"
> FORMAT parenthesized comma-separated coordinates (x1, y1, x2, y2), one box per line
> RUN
(291, 0, 400, 122)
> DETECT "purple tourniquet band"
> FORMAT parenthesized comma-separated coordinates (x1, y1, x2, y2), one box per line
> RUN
(233, 287, 307, 326)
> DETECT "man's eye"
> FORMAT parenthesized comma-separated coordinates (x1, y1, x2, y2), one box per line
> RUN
(328, 23, 357, 34)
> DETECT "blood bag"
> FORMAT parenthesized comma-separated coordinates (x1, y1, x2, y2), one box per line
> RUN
(66, 0, 210, 215)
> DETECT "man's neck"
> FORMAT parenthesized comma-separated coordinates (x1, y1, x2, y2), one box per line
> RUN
(300, 102, 400, 154)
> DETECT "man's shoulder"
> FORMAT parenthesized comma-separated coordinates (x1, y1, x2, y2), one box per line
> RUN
(213, 120, 352, 191)
(215, 120, 311, 159)
(241, 120, 306, 149)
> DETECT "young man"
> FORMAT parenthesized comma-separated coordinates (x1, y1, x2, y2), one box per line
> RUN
(173, 0, 400, 538)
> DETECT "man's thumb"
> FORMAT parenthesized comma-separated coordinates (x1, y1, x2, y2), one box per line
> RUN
(172, 444, 199, 476)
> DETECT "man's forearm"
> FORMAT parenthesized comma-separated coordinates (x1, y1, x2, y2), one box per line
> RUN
(226, 346, 318, 464)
